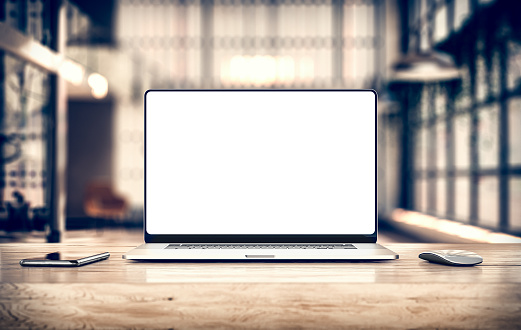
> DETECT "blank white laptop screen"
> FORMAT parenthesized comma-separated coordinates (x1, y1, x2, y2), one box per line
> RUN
(146, 90, 376, 235)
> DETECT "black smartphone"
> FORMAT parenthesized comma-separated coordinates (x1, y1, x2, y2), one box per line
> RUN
(20, 252, 110, 267)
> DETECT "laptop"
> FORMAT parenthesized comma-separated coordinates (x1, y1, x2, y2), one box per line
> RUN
(124, 89, 398, 261)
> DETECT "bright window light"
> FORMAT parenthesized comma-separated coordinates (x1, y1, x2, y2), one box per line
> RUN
(222, 55, 307, 86)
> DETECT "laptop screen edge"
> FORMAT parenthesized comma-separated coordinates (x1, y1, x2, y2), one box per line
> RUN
(143, 89, 378, 244)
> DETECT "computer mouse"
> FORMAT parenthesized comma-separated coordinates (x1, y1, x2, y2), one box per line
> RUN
(419, 250, 483, 266)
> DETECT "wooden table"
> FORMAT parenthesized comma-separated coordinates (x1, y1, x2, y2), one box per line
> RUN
(1, 241, 520, 329)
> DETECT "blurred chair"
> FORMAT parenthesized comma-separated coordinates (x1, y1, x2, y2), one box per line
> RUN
(84, 181, 128, 221)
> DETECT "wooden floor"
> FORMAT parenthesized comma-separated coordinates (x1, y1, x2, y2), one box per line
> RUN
(0, 229, 520, 328)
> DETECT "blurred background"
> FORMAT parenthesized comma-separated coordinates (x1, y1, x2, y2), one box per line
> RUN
(0, 0, 520, 243)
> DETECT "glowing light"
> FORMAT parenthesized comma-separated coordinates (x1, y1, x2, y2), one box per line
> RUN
(250, 55, 277, 86)
(299, 56, 314, 83)
(277, 56, 295, 84)
(88, 73, 108, 99)
(58, 59, 85, 85)
(223, 55, 303, 86)
(230, 56, 248, 84)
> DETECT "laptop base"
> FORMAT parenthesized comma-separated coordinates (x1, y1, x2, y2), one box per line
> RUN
(123, 243, 398, 261)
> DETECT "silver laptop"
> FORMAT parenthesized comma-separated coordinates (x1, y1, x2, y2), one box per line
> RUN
(124, 90, 398, 261)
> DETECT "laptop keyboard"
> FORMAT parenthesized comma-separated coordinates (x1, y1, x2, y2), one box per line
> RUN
(166, 244, 356, 249)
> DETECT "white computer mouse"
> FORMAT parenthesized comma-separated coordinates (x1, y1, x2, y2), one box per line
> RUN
(419, 250, 483, 266)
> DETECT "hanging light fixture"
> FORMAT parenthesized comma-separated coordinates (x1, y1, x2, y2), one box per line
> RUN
(391, 51, 461, 82)
(391, 5, 461, 84)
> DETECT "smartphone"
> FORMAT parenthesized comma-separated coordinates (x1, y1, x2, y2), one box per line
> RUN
(20, 252, 110, 267)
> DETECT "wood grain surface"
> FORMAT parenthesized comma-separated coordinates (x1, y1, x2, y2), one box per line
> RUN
(1, 235, 520, 329)
(1, 283, 520, 329)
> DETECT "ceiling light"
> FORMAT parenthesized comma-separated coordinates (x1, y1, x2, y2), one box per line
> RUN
(391, 51, 461, 82)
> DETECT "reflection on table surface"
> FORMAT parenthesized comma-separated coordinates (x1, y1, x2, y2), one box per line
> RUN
(1, 239, 520, 284)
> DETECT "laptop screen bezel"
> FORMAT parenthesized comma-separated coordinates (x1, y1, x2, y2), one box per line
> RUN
(143, 89, 378, 244)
